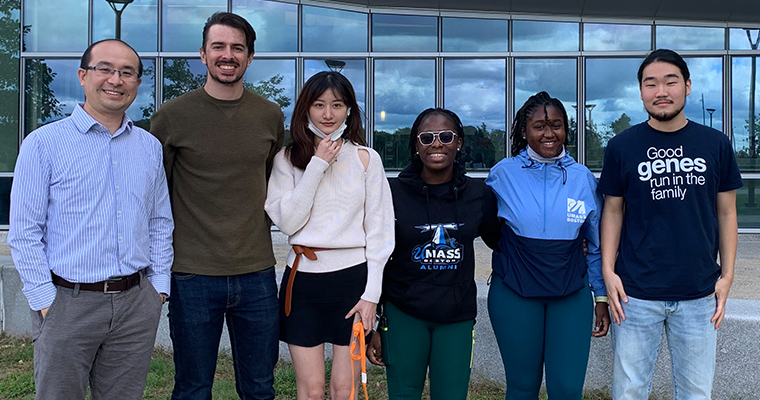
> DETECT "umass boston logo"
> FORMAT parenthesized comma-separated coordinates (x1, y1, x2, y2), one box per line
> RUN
(411, 223, 464, 270)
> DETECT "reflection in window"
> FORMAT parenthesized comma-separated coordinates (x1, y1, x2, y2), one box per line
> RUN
(303, 6, 367, 52)
(656, 26, 724, 50)
(442, 18, 507, 52)
(584, 58, 644, 170)
(444, 59, 506, 169)
(24, 59, 81, 135)
(245, 59, 296, 129)
(732, 57, 760, 172)
(0, 177, 10, 225)
(129, 59, 155, 130)
(514, 59, 577, 158)
(512, 20, 578, 52)
(0, 2, 20, 172)
(372, 14, 436, 52)
(93, 0, 158, 52)
(162, 0, 225, 52)
(682, 58, 722, 132)
(305, 59, 366, 115)
(583, 23, 650, 51)
(373, 59, 434, 169)
(234, 0, 298, 52)
(24, 0, 87, 52)
(730, 28, 760, 51)
(737, 179, 760, 229)
(162, 58, 206, 103)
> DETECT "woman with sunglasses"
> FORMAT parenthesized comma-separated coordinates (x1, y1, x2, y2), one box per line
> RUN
(366, 108, 501, 399)
(265, 71, 394, 400)
(485, 92, 609, 399)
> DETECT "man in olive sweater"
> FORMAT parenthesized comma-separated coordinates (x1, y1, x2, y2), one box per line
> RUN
(150, 12, 285, 400)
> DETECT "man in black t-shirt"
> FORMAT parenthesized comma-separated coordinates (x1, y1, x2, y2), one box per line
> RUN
(599, 49, 742, 399)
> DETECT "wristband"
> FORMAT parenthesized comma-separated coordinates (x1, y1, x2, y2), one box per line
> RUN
(594, 296, 608, 303)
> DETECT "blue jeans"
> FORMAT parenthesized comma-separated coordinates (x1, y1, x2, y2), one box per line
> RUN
(611, 295, 717, 400)
(168, 268, 279, 400)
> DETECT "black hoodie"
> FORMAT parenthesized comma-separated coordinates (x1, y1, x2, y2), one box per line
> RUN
(382, 163, 501, 323)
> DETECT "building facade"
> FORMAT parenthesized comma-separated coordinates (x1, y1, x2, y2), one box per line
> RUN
(2, 0, 760, 230)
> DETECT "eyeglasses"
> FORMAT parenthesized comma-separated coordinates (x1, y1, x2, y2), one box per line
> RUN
(84, 65, 139, 82)
(417, 130, 458, 146)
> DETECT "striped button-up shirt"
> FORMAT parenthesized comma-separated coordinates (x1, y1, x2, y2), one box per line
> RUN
(8, 104, 174, 311)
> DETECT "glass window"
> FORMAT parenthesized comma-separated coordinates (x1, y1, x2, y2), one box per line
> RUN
(512, 20, 578, 52)
(656, 26, 724, 51)
(683, 57, 722, 131)
(584, 58, 644, 170)
(442, 17, 507, 52)
(730, 28, 760, 50)
(303, 6, 367, 52)
(305, 59, 366, 115)
(583, 23, 650, 51)
(245, 59, 296, 129)
(732, 56, 760, 172)
(24, 0, 87, 52)
(0, 1, 21, 172)
(372, 14, 437, 52)
(162, 58, 207, 103)
(444, 59, 506, 169)
(737, 179, 760, 229)
(24, 59, 82, 135)
(234, 0, 298, 52)
(0, 177, 10, 225)
(129, 59, 155, 130)
(373, 59, 435, 169)
(162, 0, 226, 52)
(514, 59, 577, 157)
(93, 0, 158, 52)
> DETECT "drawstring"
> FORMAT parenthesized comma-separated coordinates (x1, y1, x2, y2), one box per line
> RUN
(521, 159, 535, 169)
(350, 321, 369, 400)
(453, 186, 461, 245)
(558, 161, 567, 184)
(423, 186, 433, 228)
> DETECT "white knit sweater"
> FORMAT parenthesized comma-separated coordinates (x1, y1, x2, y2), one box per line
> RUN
(264, 141, 394, 303)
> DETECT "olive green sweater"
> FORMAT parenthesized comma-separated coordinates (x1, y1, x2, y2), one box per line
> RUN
(151, 87, 285, 275)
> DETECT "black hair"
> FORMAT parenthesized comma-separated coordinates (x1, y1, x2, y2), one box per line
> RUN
(202, 12, 256, 55)
(408, 108, 465, 171)
(637, 49, 690, 84)
(511, 91, 570, 157)
(80, 39, 143, 77)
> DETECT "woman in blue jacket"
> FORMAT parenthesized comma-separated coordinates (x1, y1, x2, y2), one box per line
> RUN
(486, 91, 609, 400)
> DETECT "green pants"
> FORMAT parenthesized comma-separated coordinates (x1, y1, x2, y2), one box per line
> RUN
(488, 274, 593, 400)
(380, 301, 475, 400)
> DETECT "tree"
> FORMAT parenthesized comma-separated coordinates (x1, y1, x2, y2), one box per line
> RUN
(610, 113, 632, 135)
(244, 74, 290, 109)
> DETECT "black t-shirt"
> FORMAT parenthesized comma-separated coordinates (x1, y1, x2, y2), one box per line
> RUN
(598, 121, 742, 300)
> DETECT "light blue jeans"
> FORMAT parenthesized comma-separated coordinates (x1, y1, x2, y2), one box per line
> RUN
(611, 295, 717, 400)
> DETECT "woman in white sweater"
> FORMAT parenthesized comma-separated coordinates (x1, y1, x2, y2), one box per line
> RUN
(265, 71, 394, 400)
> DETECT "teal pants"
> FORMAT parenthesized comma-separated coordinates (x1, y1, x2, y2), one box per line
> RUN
(488, 274, 593, 400)
(380, 301, 474, 400)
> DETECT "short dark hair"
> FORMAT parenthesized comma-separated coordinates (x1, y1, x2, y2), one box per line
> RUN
(202, 12, 256, 55)
(408, 108, 465, 170)
(511, 91, 570, 157)
(638, 49, 690, 85)
(286, 71, 366, 170)
(80, 39, 143, 77)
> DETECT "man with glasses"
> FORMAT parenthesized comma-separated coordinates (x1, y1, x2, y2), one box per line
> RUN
(150, 12, 284, 399)
(8, 39, 173, 399)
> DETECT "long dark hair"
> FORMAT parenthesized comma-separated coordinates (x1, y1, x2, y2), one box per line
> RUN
(287, 71, 366, 170)
(511, 91, 570, 156)
(408, 108, 465, 171)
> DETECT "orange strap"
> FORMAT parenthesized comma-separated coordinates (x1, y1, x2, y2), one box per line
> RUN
(350, 321, 369, 400)
(284, 245, 331, 316)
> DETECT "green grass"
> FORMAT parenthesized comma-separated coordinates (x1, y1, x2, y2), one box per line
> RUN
(0, 333, 622, 399)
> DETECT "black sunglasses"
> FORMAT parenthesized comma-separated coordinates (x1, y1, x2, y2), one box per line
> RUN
(417, 130, 458, 146)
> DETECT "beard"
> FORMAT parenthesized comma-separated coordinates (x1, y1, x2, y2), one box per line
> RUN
(646, 101, 685, 122)
(208, 70, 244, 85)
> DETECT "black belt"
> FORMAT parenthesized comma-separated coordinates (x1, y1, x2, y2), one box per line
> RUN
(51, 272, 141, 293)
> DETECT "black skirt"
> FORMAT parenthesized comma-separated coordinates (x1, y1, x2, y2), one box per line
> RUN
(279, 262, 368, 347)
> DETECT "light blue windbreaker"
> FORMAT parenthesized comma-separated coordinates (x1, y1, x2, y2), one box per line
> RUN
(485, 149, 606, 298)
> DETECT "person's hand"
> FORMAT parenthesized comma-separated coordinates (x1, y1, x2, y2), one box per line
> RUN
(603, 269, 628, 325)
(314, 136, 341, 164)
(40, 307, 49, 319)
(592, 302, 611, 337)
(710, 277, 732, 329)
(346, 299, 377, 335)
(366, 331, 385, 366)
